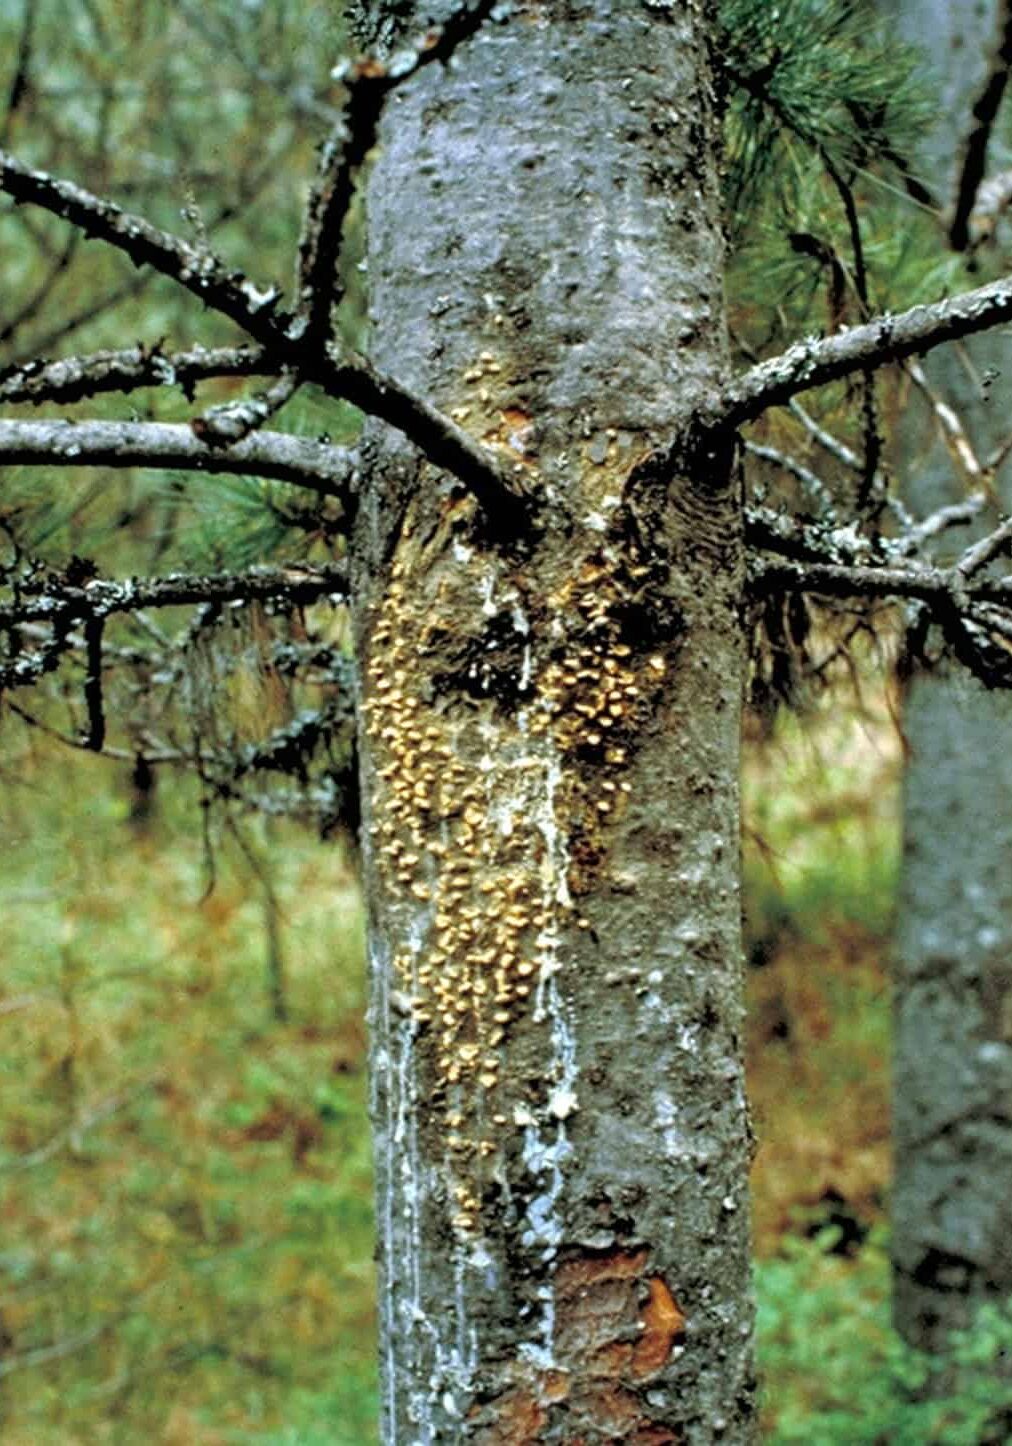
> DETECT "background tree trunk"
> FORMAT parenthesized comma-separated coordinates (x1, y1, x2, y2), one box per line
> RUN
(352, 4, 756, 1440)
(891, 0, 1012, 1356)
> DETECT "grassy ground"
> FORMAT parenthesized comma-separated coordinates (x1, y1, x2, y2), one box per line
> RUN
(4, 687, 998, 1442)
(0, 736, 374, 1444)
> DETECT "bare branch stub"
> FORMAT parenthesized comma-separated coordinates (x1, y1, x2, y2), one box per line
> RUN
(193, 372, 300, 447)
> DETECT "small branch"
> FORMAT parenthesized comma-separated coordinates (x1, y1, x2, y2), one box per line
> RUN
(0, 561, 349, 630)
(297, 0, 499, 345)
(0, 231, 77, 346)
(899, 493, 987, 554)
(820, 152, 880, 508)
(955, 514, 1012, 580)
(0, 418, 358, 500)
(747, 553, 1012, 608)
(714, 275, 1012, 427)
(194, 371, 299, 446)
(905, 357, 985, 486)
(175, 0, 342, 129)
(2, 0, 37, 145)
(788, 397, 862, 472)
(950, 0, 1012, 252)
(5, 698, 187, 763)
(5, 270, 150, 366)
(0, 149, 286, 338)
(0, 342, 271, 408)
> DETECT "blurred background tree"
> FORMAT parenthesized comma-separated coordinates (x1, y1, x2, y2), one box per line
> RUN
(885, 0, 1012, 1382)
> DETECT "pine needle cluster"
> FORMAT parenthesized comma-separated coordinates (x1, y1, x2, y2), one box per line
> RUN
(719, 0, 931, 234)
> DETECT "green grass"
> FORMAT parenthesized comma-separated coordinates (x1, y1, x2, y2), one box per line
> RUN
(0, 734, 377, 1443)
(758, 1232, 1012, 1444)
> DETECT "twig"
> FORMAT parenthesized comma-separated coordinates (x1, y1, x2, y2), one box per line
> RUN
(904, 357, 985, 487)
(743, 441, 836, 519)
(2, 0, 38, 145)
(821, 152, 880, 507)
(0, 231, 77, 346)
(788, 397, 862, 472)
(5, 271, 151, 366)
(4, 698, 187, 763)
(175, 0, 342, 129)
(899, 494, 988, 554)
(955, 514, 1012, 580)
(82, 614, 104, 750)
(0, 342, 271, 407)
(949, 0, 1012, 252)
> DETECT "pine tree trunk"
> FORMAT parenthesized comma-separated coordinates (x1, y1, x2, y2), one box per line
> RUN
(891, 0, 1012, 1357)
(350, 4, 756, 1440)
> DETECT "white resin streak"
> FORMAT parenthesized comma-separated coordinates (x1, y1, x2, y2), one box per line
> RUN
(388, 586, 588, 1431)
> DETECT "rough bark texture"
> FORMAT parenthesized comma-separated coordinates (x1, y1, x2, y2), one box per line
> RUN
(891, 0, 1012, 1356)
(352, 3, 755, 1441)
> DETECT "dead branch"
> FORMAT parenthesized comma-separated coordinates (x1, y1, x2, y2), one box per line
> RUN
(747, 553, 1012, 609)
(714, 274, 1012, 426)
(0, 149, 286, 334)
(0, 561, 349, 631)
(297, 0, 499, 346)
(0, 342, 271, 408)
(0, 418, 358, 499)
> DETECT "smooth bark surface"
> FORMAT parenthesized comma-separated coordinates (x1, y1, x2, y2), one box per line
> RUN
(891, 0, 1012, 1355)
(353, 3, 755, 1441)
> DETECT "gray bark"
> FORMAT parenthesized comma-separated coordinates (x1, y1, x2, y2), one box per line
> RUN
(352, 3, 755, 1441)
(891, 0, 1012, 1355)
